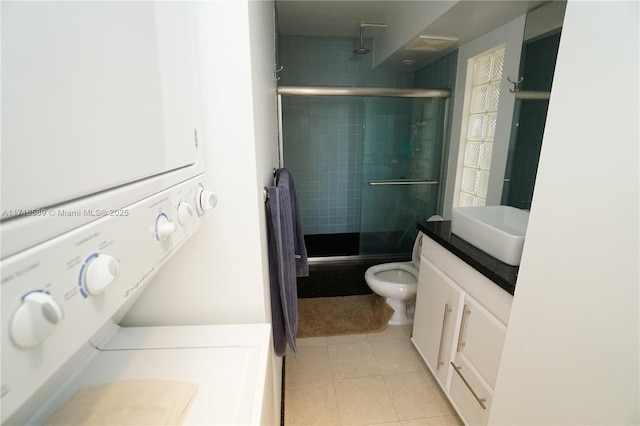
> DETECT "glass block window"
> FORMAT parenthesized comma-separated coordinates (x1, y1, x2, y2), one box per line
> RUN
(459, 47, 505, 206)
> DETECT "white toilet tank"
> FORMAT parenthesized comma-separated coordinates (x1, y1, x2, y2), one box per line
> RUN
(413, 215, 443, 269)
(411, 232, 424, 271)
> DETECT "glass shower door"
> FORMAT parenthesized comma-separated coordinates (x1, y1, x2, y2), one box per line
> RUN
(281, 95, 366, 257)
(359, 97, 447, 255)
(281, 93, 448, 258)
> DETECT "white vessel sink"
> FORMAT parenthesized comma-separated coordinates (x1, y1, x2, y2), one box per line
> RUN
(451, 206, 530, 266)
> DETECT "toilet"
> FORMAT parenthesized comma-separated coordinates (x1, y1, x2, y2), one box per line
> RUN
(365, 216, 442, 325)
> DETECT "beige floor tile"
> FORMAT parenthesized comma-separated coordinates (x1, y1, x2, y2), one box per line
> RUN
(326, 333, 368, 345)
(400, 415, 463, 426)
(283, 331, 462, 426)
(285, 345, 333, 384)
(334, 375, 399, 425)
(296, 336, 328, 347)
(370, 339, 425, 375)
(383, 370, 454, 421)
(366, 325, 412, 342)
(284, 380, 341, 426)
(327, 334, 367, 345)
(328, 342, 381, 379)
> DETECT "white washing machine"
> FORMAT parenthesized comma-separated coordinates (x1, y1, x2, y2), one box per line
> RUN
(1, 177, 272, 425)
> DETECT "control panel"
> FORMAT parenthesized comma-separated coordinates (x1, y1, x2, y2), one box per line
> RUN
(0, 175, 215, 423)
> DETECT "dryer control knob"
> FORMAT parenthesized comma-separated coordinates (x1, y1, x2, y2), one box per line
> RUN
(155, 214, 176, 241)
(83, 254, 119, 295)
(198, 189, 217, 213)
(177, 202, 195, 226)
(11, 291, 64, 348)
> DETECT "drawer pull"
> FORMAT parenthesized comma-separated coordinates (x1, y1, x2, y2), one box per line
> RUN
(456, 305, 471, 352)
(451, 362, 487, 409)
(436, 304, 452, 369)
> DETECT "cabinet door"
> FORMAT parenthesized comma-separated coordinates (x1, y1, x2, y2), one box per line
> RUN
(412, 256, 463, 388)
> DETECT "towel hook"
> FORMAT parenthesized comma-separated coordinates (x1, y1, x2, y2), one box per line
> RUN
(274, 65, 284, 81)
(507, 76, 524, 93)
(263, 168, 278, 203)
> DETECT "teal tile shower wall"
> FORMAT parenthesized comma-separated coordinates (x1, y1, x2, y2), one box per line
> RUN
(279, 36, 414, 235)
(414, 50, 459, 214)
(279, 36, 458, 237)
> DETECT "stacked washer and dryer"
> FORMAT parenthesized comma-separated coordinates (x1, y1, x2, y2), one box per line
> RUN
(1, 2, 272, 425)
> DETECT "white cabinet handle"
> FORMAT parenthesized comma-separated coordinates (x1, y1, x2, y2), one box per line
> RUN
(451, 362, 487, 409)
(436, 303, 452, 369)
(456, 305, 471, 352)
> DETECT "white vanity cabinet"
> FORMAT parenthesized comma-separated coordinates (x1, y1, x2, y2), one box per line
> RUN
(412, 236, 513, 426)
(412, 259, 464, 387)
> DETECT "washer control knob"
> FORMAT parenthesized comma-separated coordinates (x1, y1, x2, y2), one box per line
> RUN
(155, 213, 176, 241)
(177, 202, 195, 226)
(197, 188, 217, 214)
(11, 291, 64, 348)
(83, 254, 120, 295)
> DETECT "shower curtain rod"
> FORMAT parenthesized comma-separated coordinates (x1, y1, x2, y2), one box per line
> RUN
(277, 85, 450, 99)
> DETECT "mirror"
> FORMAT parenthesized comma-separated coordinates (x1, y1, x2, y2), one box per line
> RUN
(502, 1, 567, 209)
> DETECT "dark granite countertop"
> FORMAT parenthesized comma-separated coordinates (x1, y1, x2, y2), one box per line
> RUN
(417, 220, 517, 295)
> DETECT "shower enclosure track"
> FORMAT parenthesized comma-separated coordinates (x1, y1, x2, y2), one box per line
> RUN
(277, 85, 450, 98)
(276, 85, 451, 170)
(276, 84, 452, 260)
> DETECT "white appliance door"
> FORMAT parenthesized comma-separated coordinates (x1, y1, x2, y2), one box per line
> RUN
(1, 2, 201, 212)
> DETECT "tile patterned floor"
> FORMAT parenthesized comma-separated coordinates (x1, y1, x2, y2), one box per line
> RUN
(283, 325, 463, 426)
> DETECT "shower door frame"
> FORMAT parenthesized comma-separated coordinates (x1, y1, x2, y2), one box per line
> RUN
(276, 85, 451, 262)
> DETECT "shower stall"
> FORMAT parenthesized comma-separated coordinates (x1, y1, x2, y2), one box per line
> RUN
(278, 86, 451, 297)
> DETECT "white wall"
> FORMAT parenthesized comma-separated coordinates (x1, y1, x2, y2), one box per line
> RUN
(122, 0, 278, 328)
(247, 2, 283, 423)
(248, 0, 280, 325)
(490, 1, 639, 424)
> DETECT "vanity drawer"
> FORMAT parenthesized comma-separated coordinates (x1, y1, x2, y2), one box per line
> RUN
(456, 295, 507, 388)
(450, 355, 493, 426)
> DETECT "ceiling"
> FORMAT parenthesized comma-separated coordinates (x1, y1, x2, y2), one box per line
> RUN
(275, 1, 549, 69)
(276, 1, 409, 38)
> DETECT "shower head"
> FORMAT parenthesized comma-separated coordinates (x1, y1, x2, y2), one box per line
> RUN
(353, 26, 370, 55)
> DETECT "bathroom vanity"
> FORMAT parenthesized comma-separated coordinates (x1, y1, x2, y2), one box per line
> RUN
(412, 220, 517, 426)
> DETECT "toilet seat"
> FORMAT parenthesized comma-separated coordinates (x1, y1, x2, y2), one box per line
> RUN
(369, 262, 418, 284)
(365, 262, 418, 300)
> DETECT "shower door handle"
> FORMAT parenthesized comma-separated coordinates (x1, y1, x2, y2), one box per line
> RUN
(368, 180, 439, 186)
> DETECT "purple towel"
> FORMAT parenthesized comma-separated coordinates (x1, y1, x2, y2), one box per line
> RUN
(266, 168, 308, 357)
(276, 168, 308, 277)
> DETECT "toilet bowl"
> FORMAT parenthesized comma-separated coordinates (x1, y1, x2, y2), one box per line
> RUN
(365, 216, 442, 325)
(365, 232, 424, 325)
